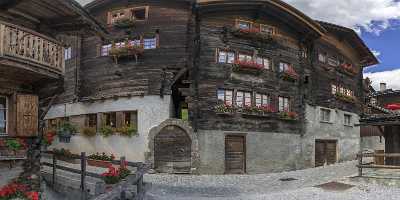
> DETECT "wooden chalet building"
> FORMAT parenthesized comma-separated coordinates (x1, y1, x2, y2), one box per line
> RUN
(361, 83, 400, 165)
(44, 0, 378, 174)
(0, 0, 105, 182)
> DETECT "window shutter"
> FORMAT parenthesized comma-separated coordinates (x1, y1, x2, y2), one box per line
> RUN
(116, 112, 124, 128)
(16, 94, 38, 137)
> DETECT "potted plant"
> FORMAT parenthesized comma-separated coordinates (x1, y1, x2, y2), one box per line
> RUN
(335, 92, 357, 103)
(113, 18, 135, 29)
(100, 126, 114, 137)
(87, 152, 115, 168)
(117, 125, 138, 137)
(0, 182, 39, 200)
(57, 122, 77, 143)
(81, 127, 97, 137)
(109, 39, 144, 64)
(52, 148, 80, 164)
(5, 139, 26, 157)
(42, 131, 56, 151)
(101, 163, 131, 184)
(279, 111, 299, 121)
(281, 66, 299, 82)
(215, 103, 236, 115)
(232, 60, 264, 74)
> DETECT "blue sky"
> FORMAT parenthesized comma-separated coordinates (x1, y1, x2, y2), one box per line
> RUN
(77, 0, 400, 89)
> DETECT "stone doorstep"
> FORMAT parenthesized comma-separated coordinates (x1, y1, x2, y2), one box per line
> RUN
(41, 168, 105, 196)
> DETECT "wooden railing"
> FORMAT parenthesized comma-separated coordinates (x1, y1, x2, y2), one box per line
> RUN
(357, 152, 400, 177)
(0, 21, 64, 74)
(41, 151, 146, 200)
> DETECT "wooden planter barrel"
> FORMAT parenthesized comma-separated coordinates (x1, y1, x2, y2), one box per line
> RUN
(87, 159, 112, 168)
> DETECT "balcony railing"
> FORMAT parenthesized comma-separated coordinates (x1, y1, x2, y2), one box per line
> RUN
(0, 21, 64, 74)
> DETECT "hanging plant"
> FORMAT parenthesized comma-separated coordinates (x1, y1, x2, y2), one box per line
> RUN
(57, 122, 77, 143)
(113, 18, 135, 29)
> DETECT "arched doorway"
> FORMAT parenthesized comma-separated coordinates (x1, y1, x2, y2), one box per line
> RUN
(154, 125, 192, 173)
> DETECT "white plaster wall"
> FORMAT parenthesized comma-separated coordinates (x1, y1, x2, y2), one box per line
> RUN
(46, 95, 172, 162)
(361, 136, 385, 152)
(303, 104, 361, 167)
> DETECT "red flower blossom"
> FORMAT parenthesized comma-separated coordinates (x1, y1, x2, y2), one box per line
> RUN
(234, 60, 264, 70)
(26, 191, 39, 200)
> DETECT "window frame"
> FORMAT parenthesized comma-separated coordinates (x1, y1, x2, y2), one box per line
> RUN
(101, 44, 112, 57)
(320, 108, 331, 123)
(0, 95, 8, 136)
(105, 112, 117, 128)
(217, 89, 234, 106)
(131, 6, 149, 21)
(255, 93, 270, 107)
(88, 114, 97, 128)
(64, 47, 72, 60)
(108, 6, 149, 25)
(260, 24, 275, 35)
(344, 114, 352, 126)
(279, 62, 290, 72)
(278, 96, 290, 112)
(318, 52, 327, 63)
(143, 37, 157, 49)
(217, 49, 235, 64)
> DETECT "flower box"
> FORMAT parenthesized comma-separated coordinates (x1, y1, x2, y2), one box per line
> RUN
(110, 45, 144, 64)
(231, 27, 273, 43)
(232, 60, 264, 74)
(339, 64, 357, 76)
(87, 159, 112, 168)
(215, 104, 236, 115)
(113, 18, 135, 29)
(279, 111, 299, 121)
(335, 93, 357, 103)
(280, 67, 299, 82)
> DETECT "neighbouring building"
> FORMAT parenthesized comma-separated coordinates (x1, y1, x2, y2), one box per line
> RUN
(44, 0, 378, 174)
(0, 0, 105, 187)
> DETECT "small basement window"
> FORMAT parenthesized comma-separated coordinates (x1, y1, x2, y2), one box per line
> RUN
(0, 96, 7, 136)
(344, 114, 352, 126)
(320, 109, 331, 123)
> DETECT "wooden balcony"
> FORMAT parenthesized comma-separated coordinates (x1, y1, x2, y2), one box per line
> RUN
(0, 21, 65, 81)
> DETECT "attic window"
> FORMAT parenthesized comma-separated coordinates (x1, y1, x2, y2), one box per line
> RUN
(260, 24, 274, 35)
(108, 6, 149, 24)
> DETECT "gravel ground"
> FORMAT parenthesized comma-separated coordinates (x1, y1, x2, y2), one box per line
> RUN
(144, 161, 400, 200)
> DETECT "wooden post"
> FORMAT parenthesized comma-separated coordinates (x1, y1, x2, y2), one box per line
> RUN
(358, 152, 363, 177)
(137, 175, 143, 200)
(52, 153, 56, 186)
(120, 156, 126, 168)
(80, 152, 87, 194)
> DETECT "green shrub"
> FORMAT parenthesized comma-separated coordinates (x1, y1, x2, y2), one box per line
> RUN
(100, 126, 114, 137)
(57, 122, 77, 137)
(5, 139, 22, 151)
(117, 125, 137, 137)
(81, 127, 97, 137)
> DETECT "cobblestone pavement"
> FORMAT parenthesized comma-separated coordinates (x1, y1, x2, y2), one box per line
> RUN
(0, 164, 23, 187)
(144, 161, 400, 200)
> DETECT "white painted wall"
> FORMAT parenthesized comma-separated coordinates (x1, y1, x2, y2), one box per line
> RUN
(45, 95, 172, 162)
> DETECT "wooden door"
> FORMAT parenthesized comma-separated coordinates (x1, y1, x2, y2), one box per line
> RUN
(15, 94, 38, 137)
(225, 135, 246, 174)
(315, 140, 337, 167)
(155, 125, 191, 173)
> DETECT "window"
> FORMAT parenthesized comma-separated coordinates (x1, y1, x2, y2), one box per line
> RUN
(320, 109, 331, 122)
(217, 89, 233, 106)
(101, 44, 112, 56)
(124, 111, 138, 128)
(238, 53, 252, 62)
(278, 97, 290, 112)
(260, 24, 274, 35)
(235, 91, 251, 107)
(132, 7, 148, 20)
(64, 47, 72, 60)
(256, 94, 269, 107)
(105, 112, 117, 128)
(256, 57, 270, 69)
(110, 10, 126, 24)
(144, 38, 157, 49)
(318, 53, 327, 63)
(328, 57, 339, 66)
(0, 96, 7, 135)
(129, 39, 141, 47)
(279, 62, 290, 72)
(88, 114, 97, 128)
(344, 114, 352, 126)
(218, 50, 235, 64)
(331, 84, 337, 95)
(238, 20, 251, 30)
(370, 98, 377, 105)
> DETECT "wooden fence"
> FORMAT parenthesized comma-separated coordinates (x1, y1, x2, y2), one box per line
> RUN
(41, 151, 146, 200)
(357, 152, 400, 177)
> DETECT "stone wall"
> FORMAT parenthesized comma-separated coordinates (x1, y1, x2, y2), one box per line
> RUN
(302, 104, 360, 168)
(45, 95, 172, 162)
(197, 130, 303, 174)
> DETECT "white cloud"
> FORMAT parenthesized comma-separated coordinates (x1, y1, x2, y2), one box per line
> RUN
(283, 0, 400, 34)
(364, 69, 400, 90)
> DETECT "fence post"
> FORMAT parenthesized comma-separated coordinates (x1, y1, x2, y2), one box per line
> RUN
(137, 164, 144, 200)
(81, 152, 87, 195)
(120, 156, 126, 168)
(52, 153, 57, 187)
(358, 152, 363, 177)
